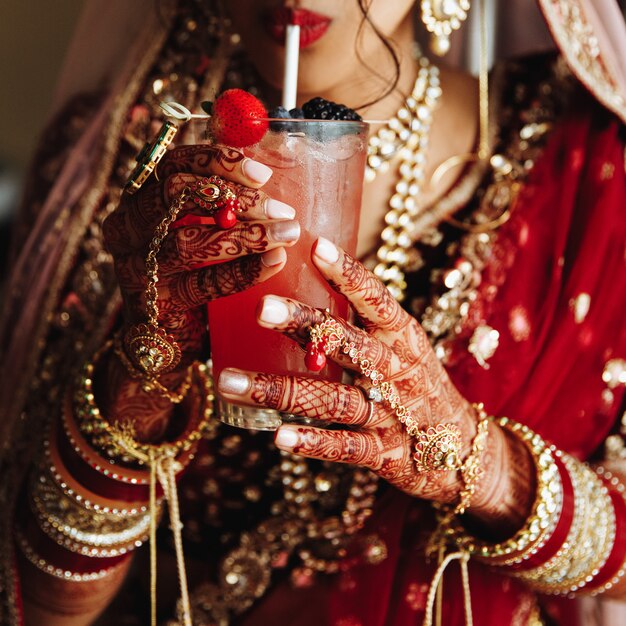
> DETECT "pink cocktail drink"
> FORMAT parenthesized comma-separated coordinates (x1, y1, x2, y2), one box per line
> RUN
(207, 119, 367, 428)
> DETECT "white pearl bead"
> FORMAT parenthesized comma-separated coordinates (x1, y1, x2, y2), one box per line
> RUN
(397, 232, 412, 248)
(385, 210, 399, 225)
(389, 194, 403, 210)
(381, 226, 397, 244)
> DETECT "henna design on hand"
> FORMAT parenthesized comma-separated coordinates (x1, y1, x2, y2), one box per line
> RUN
(327, 250, 409, 334)
(101, 142, 282, 451)
(261, 246, 537, 532)
(158, 222, 269, 272)
(290, 427, 382, 468)
(246, 372, 373, 426)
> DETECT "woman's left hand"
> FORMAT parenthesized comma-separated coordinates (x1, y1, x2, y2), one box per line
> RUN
(217, 237, 480, 505)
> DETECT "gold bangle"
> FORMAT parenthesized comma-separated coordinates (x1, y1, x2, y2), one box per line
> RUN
(15, 530, 121, 582)
(74, 342, 215, 466)
(591, 466, 626, 595)
(515, 456, 615, 594)
(449, 418, 563, 564)
(30, 470, 154, 558)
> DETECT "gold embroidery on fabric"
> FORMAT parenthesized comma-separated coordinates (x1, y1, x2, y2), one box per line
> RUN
(538, 0, 626, 123)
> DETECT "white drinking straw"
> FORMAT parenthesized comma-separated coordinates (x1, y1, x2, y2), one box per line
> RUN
(281, 24, 300, 110)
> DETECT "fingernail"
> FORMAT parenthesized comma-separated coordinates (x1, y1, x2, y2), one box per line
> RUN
(259, 296, 289, 324)
(218, 369, 251, 395)
(314, 237, 339, 264)
(243, 158, 272, 184)
(261, 247, 287, 267)
(265, 198, 296, 219)
(275, 427, 299, 450)
(269, 220, 300, 243)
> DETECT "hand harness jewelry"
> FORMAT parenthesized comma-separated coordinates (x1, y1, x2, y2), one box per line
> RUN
(305, 315, 463, 473)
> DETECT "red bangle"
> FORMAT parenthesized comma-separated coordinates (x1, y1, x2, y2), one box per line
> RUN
(56, 405, 154, 501)
(511, 453, 575, 571)
(42, 424, 148, 516)
(586, 470, 626, 593)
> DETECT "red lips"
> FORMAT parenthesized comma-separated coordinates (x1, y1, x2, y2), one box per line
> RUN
(263, 7, 332, 48)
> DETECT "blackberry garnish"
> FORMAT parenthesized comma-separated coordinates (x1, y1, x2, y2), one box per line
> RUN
(268, 105, 295, 131)
(302, 97, 362, 121)
(268, 106, 291, 119)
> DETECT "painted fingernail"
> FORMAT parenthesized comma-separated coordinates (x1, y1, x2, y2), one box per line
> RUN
(243, 158, 272, 184)
(269, 220, 300, 243)
(261, 247, 287, 267)
(265, 198, 296, 219)
(259, 296, 289, 324)
(218, 369, 251, 396)
(275, 427, 299, 450)
(314, 237, 339, 264)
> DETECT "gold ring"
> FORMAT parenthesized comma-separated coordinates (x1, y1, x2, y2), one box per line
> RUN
(124, 121, 178, 195)
(189, 175, 241, 229)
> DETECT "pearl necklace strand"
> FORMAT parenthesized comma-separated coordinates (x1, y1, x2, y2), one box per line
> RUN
(367, 57, 442, 302)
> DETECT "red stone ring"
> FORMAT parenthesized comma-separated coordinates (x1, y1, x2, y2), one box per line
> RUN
(189, 175, 242, 229)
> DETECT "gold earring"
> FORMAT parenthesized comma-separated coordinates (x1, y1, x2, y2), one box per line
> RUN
(420, 0, 471, 56)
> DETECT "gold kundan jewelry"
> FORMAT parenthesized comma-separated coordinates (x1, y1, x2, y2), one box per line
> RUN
(73, 342, 215, 625)
(29, 470, 154, 558)
(420, 0, 471, 56)
(123, 175, 241, 384)
(75, 341, 213, 466)
(122, 188, 190, 380)
(448, 418, 563, 564)
(114, 333, 194, 404)
(305, 315, 462, 473)
(367, 56, 441, 302)
(454, 402, 489, 515)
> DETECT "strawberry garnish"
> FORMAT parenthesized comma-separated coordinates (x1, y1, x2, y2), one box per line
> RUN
(206, 89, 268, 148)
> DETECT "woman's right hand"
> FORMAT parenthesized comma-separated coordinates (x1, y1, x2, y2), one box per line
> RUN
(103, 144, 300, 364)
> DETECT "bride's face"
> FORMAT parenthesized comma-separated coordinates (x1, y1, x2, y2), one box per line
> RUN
(226, 0, 416, 101)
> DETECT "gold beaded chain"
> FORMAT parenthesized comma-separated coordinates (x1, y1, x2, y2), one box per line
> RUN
(367, 56, 442, 302)
(308, 316, 463, 473)
(144, 189, 190, 330)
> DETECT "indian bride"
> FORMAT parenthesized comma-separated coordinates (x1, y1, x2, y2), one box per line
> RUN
(0, 1, 625, 625)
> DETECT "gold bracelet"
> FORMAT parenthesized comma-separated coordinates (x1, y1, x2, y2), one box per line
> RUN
(455, 402, 489, 515)
(515, 456, 615, 594)
(40, 430, 149, 516)
(113, 333, 194, 404)
(74, 342, 215, 466)
(15, 530, 121, 582)
(426, 403, 489, 558)
(76, 345, 215, 625)
(449, 418, 563, 564)
(30, 470, 154, 558)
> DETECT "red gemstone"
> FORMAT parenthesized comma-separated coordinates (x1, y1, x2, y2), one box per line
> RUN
(214, 206, 238, 229)
(305, 345, 326, 372)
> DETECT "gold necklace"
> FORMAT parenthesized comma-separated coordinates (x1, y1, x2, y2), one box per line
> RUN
(368, 56, 442, 302)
